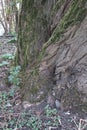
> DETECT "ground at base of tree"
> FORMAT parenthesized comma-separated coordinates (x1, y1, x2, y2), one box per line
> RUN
(0, 37, 87, 130)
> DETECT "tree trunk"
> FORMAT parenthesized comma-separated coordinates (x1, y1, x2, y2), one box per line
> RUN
(17, 0, 87, 110)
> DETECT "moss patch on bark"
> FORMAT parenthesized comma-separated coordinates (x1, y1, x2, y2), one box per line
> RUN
(45, 0, 87, 46)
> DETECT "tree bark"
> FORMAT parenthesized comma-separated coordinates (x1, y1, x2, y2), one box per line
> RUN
(17, 0, 87, 110)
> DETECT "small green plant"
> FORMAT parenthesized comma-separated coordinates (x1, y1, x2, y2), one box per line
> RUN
(7, 36, 17, 44)
(9, 86, 17, 97)
(7, 31, 17, 44)
(0, 95, 62, 130)
(26, 116, 42, 130)
(1, 53, 14, 60)
(53, 116, 61, 126)
(0, 61, 9, 67)
(45, 105, 57, 117)
(8, 66, 21, 86)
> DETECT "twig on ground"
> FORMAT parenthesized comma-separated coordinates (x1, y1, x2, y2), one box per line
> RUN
(72, 117, 87, 130)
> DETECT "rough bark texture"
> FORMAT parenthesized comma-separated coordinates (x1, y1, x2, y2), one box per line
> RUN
(17, 0, 87, 110)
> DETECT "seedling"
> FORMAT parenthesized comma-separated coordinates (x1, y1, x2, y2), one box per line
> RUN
(8, 66, 21, 86)
(1, 53, 14, 60)
(0, 61, 9, 67)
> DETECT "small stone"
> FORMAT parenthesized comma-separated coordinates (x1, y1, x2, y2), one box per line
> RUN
(55, 99, 61, 109)
(49, 126, 59, 130)
(23, 101, 34, 109)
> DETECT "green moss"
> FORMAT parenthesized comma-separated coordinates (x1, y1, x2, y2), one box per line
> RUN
(30, 7, 38, 19)
(27, 0, 34, 9)
(42, 17, 48, 27)
(30, 85, 39, 95)
(51, 0, 65, 16)
(61, 0, 87, 28)
(37, 47, 45, 62)
(41, 0, 47, 5)
(45, 0, 87, 46)
(24, 44, 29, 67)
